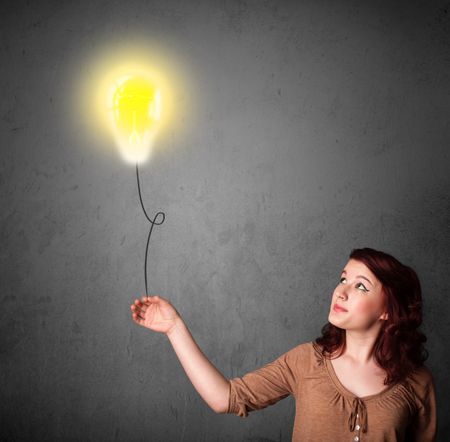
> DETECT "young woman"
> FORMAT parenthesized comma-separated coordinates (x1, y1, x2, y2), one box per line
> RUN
(130, 247, 437, 441)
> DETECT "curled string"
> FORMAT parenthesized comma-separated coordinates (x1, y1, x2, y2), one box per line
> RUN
(136, 162, 166, 296)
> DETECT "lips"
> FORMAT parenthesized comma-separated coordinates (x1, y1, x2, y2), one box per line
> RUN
(333, 303, 348, 312)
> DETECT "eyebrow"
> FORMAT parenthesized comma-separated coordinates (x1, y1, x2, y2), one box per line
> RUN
(341, 270, 373, 286)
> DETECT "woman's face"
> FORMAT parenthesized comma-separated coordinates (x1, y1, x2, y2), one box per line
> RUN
(328, 259, 388, 331)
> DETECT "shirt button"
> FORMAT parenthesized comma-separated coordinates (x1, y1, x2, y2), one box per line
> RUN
(354, 437, 359, 441)
(355, 424, 361, 430)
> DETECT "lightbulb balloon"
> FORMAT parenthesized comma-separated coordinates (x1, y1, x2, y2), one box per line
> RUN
(108, 74, 162, 164)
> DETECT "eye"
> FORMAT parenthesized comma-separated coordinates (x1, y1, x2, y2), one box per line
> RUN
(339, 277, 368, 292)
(356, 282, 369, 292)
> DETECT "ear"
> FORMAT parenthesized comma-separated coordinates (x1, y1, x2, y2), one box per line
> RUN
(379, 312, 389, 321)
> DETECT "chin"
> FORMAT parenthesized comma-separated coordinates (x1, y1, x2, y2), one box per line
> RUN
(328, 314, 344, 328)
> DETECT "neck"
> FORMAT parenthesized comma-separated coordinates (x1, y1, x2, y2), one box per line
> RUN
(341, 329, 380, 365)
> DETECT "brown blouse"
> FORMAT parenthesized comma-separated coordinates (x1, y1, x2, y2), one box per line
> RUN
(227, 341, 437, 441)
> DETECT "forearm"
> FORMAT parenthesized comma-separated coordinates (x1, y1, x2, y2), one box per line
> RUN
(166, 316, 230, 413)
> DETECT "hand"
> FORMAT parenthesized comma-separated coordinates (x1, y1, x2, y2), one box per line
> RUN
(130, 295, 181, 335)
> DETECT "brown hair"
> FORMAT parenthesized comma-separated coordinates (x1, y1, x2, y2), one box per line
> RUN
(314, 247, 429, 385)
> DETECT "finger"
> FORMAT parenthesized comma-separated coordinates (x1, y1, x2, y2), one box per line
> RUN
(132, 311, 145, 321)
(136, 313, 145, 321)
(134, 299, 150, 310)
(133, 314, 144, 325)
(135, 297, 154, 305)
(131, 304, 147, 316)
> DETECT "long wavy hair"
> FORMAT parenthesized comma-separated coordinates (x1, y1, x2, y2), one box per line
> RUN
(314, 247, 429, 386)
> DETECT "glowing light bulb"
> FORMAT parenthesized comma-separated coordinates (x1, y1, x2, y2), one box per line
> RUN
(108, 74, 162, 163)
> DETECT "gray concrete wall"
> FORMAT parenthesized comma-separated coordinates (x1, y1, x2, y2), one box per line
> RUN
(1, 0, 449, 440)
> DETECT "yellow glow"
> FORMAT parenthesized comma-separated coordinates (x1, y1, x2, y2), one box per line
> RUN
(108, 74, 163, 163)
(74, 40, 193, 165)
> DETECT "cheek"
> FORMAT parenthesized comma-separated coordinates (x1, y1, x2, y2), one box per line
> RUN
(353, 299, 378, 317)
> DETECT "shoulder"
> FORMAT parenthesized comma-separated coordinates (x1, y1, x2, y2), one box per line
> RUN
(406, 365, 435, 389)
(280, 340, 316, 359)
(275, 341, 322, 369)
(266, 341, 328, 383)
(404, 365, 436, 407)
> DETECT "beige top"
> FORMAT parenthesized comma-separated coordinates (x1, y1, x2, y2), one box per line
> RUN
(227, 341, 437, 441)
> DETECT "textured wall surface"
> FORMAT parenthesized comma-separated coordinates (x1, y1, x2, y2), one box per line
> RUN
(1, 0, 449, 441)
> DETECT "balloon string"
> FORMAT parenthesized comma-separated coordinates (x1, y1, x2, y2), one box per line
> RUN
(135, 162, 165, 296)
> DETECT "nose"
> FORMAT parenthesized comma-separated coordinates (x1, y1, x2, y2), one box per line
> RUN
(336, 288, 348, 301)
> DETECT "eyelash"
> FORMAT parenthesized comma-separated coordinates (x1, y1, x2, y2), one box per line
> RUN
(339, 277, 368, 292)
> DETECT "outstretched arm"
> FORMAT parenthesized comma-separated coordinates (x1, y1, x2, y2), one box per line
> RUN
(131, 295, 230, 413)
(167, 315, 230, 413)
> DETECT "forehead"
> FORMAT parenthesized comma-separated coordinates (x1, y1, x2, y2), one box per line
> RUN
(342, 259, 379, 283)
